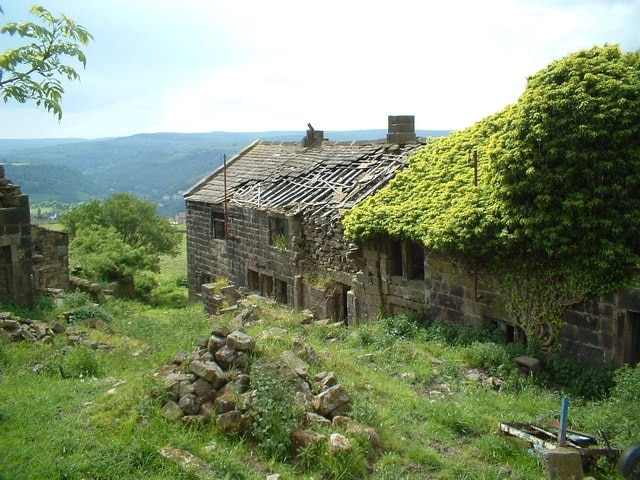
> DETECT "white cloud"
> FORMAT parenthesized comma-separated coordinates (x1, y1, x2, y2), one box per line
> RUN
(1, 0, 639, 137)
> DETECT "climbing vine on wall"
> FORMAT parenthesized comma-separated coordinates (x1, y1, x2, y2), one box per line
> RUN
(343, 45, 640, 350)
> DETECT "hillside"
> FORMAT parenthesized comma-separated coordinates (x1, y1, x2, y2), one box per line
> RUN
(0, 129, 449, 216)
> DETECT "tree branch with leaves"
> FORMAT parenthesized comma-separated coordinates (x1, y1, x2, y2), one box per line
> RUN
(0, 5, 93, 120)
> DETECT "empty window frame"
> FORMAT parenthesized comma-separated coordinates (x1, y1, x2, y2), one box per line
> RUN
(210, 210, 226, 239)
(274, 278, 288, 304)
(388, 240, 425, 280)
(407, 241, 425, 280)
(389, 241, 403, 276)
(269, 216, 287, 246)
(247, 269, 260, 291)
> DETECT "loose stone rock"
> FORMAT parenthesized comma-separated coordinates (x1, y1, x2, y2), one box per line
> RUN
(312, 384, 352, 418)
(329, 433, 352, 453)
(178, 394, 201, 416)
(226, 331, 256, 351)
(215, 345, 246, 368)
(161, 401, 185, 421)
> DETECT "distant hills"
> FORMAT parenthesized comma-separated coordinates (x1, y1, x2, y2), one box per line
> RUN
(0, 129, 449, 216)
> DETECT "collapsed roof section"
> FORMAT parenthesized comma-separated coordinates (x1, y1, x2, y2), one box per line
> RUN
(184, 116, 425, 217)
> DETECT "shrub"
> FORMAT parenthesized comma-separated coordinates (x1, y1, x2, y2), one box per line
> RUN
(541, 354, 615, 400)
(149, 284, 188, 308)
(248, 362, 304, 461)
(382, 313, 424, 340)
(67, 305, 113, 324)
(134, 272, 158, 301)
(61, 290, 93, 308)
(610, 364, 640, 402)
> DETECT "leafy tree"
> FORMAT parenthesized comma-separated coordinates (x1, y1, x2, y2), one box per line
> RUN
(0, 4, 93, 120)
(61, 193, 182, 286)
(344, 45, 640, 349)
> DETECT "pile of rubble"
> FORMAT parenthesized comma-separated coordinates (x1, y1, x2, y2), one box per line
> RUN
(0, 311, 65, 343)
(154, 313, 381, 454)
(0, 311, 112, 351)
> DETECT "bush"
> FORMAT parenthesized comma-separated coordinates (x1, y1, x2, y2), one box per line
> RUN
(134, 272, 158, 301)
(149, 284, 188, 308)
(382, 313, 424, 340)
(67, 305, 113, 324)
(611, 364, 640, 401)
(249, 362, 304, 461)
(541, 354, 615, 400)
(61, 290, 93, 308)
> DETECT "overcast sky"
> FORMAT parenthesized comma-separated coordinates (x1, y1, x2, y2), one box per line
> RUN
(1, 0, 639, 139)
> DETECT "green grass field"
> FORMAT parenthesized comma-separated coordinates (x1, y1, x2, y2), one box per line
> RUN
(1, 240, 638, 479)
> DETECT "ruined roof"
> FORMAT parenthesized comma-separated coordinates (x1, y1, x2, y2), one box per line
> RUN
(184, 137, 425, 216)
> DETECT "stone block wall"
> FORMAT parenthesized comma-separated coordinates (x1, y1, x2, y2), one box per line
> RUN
(354, 239, 640, 367)
(186, 198, 640, 366)
(31, 225, 69, 291)
(0, 165, 34, 307)
(186, 201, 300, 306)
(299, 209, 359, 276)
(186, 201, 231, 299)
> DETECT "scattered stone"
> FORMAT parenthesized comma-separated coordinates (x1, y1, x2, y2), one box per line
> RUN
(292, 429, 327, 449)
(216, 410, 247, 433)
(207, 335, 226, 353)
(329, 433, 352, 453)
(161, 401, 185, 421)
(178, 394, 201, 416)
(226, 331, 256, 351)
(514, 355, 541, 373)
(314, 371, 338, 391)
(158, 445, 211, 478)
(256, 327, 288, 340)
(213, 392, 236, 414)
(305, 412, 332, 427)
(215, 345, 246, 369)
(189, 360, 228, 388)
(312, 384, 352, 418)
(193, 378, 216, 402)
(211, 325, 231, 338)
(300, 310, 315, 324)
(281, 350, 309, 377)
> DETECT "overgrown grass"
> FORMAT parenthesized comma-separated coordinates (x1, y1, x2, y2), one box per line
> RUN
(1, 263, 637, 478)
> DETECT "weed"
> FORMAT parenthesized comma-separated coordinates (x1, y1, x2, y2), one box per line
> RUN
(62, 346, 103, 378)
(611, 363, 640, 401)
(61, 290, 93, 308)
(67, 304, 113, 323)
(248, 361, 305, 461)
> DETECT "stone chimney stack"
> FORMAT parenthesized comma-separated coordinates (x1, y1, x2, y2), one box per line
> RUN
(387, 115, 416, 145)
(303, 123, 324, 148)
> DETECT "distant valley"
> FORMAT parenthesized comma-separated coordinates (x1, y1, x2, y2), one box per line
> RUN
(0, 129, 449, 217)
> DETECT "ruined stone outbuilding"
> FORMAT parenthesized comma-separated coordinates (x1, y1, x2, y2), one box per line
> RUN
(0, 165, 69, 307)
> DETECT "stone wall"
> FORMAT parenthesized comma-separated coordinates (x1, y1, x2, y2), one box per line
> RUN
(187, 198, 640, 366)
(354, 240, 640, 367)
(186, 201, 300, 307)
(0, 165, 34, 307)
(32, 225, 69, 291)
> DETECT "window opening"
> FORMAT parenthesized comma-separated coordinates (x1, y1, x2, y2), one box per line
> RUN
(211, 211, 226, 239)
(408, 241, 425, 280)
(274, 279, 288, 304)
(269, 217, 286, 246)
(389, 241, 403, 276)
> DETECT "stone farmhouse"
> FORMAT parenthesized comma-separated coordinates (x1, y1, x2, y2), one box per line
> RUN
(0, 165, 69, 308)
(184, 116, 640, 367)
